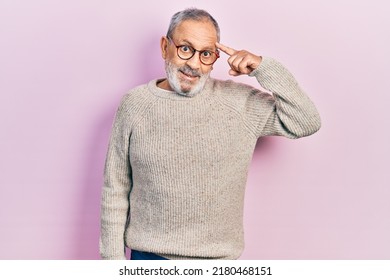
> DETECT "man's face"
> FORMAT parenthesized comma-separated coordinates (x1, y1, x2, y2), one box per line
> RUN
(161, 19, 218, 96)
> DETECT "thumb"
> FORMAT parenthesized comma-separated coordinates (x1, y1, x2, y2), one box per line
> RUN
(229, 69, 241, 76)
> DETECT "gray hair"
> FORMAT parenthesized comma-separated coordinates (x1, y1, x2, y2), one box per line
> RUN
(166, 8, 220, 41)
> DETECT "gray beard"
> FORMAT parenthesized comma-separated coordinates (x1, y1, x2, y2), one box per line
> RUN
(164, 61, 210, 97)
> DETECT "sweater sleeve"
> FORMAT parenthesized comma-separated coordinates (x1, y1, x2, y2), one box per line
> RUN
(99, 95, 133, 260)
(249, 57, 321, 139)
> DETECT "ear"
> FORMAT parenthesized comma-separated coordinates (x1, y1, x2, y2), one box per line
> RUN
(160, 36, 169, 59)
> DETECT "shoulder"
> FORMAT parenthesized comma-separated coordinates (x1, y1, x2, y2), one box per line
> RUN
(120, 83, 149, 106)
(209, 78, 275, 110)
(117, 82, 156, 115)
(211, 78, 255, 93)
(112, 82, 157, 129)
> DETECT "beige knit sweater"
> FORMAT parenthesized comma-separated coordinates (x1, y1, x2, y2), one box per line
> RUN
(100, 57, 321, 260)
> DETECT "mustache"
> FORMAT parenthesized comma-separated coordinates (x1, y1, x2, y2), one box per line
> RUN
(178, 65, 200, 77)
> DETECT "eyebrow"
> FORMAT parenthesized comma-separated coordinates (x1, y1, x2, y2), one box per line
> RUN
(180, 39, 216, 52)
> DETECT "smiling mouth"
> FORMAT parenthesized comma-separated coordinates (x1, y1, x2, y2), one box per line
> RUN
(180, 70, 199, 79)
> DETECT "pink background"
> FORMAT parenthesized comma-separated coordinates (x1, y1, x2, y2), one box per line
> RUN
(1, 0, 389, 259)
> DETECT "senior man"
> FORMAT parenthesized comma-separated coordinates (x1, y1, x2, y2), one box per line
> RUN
(100, 8, 321, 260)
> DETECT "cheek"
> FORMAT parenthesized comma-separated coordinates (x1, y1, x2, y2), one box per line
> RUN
(166, 48, 180, 62)
(200, 65, 213, 75)
(167, 56, 186, 69)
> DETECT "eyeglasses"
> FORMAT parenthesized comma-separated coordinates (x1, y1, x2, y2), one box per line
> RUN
(167, 36, 219, 65)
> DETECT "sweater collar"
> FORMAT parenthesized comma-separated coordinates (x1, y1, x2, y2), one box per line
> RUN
(148, 78, 213, 101)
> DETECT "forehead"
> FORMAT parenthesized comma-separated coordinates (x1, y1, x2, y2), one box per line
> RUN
(172, 19, 218, 49)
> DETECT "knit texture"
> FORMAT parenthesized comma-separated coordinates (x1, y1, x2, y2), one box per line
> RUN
(100, 57, 321, 260)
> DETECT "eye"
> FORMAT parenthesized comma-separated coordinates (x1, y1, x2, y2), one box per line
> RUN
(179, 45, 193, 53)
(201, 50, 212, 58)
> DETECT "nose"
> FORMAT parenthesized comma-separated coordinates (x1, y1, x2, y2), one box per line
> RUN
(185, 52, 202, 70)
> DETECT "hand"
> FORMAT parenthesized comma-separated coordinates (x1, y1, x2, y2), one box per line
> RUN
(216, 42, 262, 76)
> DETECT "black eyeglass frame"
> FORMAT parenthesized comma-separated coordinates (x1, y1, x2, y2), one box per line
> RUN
(167, 36, 220, 66)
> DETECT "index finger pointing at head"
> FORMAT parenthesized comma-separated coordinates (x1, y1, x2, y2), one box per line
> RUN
(216, 42, 236, 56)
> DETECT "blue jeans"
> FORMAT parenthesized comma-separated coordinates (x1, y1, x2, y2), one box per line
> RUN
(130, 249, 168, 260)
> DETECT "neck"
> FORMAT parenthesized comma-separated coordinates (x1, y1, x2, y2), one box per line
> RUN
(157, 79, 173, 91)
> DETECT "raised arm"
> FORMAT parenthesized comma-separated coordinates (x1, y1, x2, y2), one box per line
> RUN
(217, 42, 321, 138)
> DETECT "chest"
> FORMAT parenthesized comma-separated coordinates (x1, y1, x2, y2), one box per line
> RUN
(129, 101, 255, 170)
